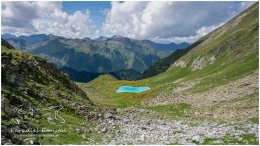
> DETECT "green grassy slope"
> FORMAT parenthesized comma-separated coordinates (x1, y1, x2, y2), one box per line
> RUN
(1, 39, 103, 144)
(81, 2, 259, 121)
(142, 2, 259, 79)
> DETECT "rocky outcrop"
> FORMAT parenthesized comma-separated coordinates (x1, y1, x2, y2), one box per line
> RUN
(191, 56, 206, 71)
(173, 61, 187, 68)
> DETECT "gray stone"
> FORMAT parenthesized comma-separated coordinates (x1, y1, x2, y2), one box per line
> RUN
(104, 112, 113, 119)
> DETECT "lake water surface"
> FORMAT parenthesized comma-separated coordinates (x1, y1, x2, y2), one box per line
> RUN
(116, 86, 151, 93)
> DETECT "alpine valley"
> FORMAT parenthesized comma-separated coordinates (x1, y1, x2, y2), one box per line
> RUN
(1, 1, 259, 145)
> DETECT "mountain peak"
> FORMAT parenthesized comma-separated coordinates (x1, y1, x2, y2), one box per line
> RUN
(17, 34, 50, 43)
(1, 33, 17, 39)
(83, 37, 91, 41)
(111, 35, 124, 39)
(95, 36, 109, 41)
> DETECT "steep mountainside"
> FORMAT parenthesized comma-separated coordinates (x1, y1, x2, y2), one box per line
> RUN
(142, 45, 195, 78)
(1, 39, 105, 144)
(3, 35, 189, 73)
(81, 3, 259, 144)
(142, 2, 258, 78)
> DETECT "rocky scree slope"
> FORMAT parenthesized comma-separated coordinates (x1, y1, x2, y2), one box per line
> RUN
(91, 108, 258, 145)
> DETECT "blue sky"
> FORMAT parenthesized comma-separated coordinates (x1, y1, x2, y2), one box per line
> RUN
(62, 1, 111, 29)
(1, 1, 255, 43)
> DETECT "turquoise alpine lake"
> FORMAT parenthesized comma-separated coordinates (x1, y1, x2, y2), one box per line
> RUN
(116, 86, 151, 93)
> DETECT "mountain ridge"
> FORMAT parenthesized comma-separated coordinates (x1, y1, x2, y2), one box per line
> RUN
(2, 34, 189, 74)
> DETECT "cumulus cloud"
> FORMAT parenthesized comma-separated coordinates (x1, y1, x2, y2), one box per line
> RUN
(1, 1, 94, 38)
(103, 1, 255, 43)
(1, 1, 60, 27)
(153, 23, 224, 43)
(1, 1, 255, 42)
(32, 9, 93, 38)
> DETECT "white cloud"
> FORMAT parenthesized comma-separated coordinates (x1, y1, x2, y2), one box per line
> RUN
(1, 1, 94, 38)
(239, 1, 255, 10)
(1, 1, 61, 28)
(32, 9, 93, 38)
(153, 23, 224, 44)
(1, 1, 255, 42)
(103, 1, 255, 43)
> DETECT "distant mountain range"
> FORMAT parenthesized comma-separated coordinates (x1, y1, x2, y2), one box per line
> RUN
(2, 34, 189, 81)
(2, 34, 189, 72)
